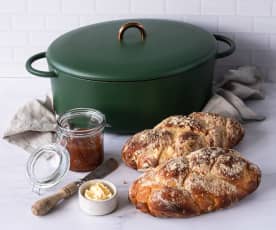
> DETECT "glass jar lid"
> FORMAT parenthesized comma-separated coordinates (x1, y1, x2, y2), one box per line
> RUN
(26, 144, 70, 194)
(57, 108, 106, 137)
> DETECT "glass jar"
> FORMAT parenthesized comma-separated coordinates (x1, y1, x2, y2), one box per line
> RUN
(56, 108, 106, 172)
(26, 108, 106, 194)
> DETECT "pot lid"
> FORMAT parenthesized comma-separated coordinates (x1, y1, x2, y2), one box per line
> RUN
(47, 19, 217, 82)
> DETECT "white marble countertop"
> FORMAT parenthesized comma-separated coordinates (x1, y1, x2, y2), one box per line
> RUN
(0, 78, 275, 229)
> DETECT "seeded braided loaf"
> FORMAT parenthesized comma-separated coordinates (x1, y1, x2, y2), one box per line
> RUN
(129, 147, 261, 218)
(122, 112, 244, 171)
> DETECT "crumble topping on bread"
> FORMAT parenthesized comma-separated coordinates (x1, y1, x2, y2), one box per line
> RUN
(122, 112, 245, 171)
(129, 147, 261, 218)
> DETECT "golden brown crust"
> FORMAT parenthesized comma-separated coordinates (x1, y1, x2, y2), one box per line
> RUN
(122, 112, 245, 171)
(129, 147, 261, 218)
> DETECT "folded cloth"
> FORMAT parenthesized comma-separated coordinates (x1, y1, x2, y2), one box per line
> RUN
(3, 66, 265, 153)
(3, 95, 56, 153)
(202, 66, 265, 122)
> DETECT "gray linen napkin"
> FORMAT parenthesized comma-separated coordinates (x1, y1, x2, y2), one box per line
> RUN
(202, 66, 265, 122)
(3, 66, 265, 153)
(3, 95, 57, 153)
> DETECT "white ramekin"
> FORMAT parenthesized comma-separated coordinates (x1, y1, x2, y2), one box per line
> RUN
(78, 179, 118, 215)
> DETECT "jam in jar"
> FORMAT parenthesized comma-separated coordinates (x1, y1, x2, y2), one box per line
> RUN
(56, 108, 105, 172)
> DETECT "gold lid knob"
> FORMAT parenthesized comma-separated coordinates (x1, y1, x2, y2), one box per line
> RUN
(118, 22, 146, 41)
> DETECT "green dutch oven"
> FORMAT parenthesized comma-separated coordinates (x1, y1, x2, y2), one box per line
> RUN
(26, 19, 235, 134)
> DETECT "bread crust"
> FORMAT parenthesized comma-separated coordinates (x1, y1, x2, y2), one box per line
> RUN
(122, 112, 244, 171)
(129, 147, 261, 218)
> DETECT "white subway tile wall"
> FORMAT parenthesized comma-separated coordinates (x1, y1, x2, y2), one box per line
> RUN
(0, 0, 26, 13)
(202, 0, 236, 15)
(12, 15, 45, 31)
(0, 15, 12, 30)
(184, 16, 218, 32)
(273, 1, 276, 15)
(46, 15, 80, 30)
(0, 0, 275, 81)
(61, 0, 96, 14)
(254, 17, 276, 33)
(237, 0, 273, 16)
(28, 0, 61, 14)
(218, 16, 253, 33)
(96, 0, 130, 14)
(166, 0, 201, 15)
(131, 0, 165, 14)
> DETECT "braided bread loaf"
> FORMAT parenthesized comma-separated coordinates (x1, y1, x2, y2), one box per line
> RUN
(129, 147, 261, 218)
(122, 112, 244, 171)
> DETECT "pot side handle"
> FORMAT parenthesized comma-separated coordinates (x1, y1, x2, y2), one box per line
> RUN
(26, 52, 57, 78)
(214, 34, 236, 59)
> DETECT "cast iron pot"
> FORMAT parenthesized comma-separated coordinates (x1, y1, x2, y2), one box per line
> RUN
(26, 19, 235, 134)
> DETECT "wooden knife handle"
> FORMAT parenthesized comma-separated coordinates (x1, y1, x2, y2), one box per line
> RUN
(32, 182, 79, 216)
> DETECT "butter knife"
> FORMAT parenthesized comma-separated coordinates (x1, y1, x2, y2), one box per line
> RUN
(32, 158, 118, 216)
